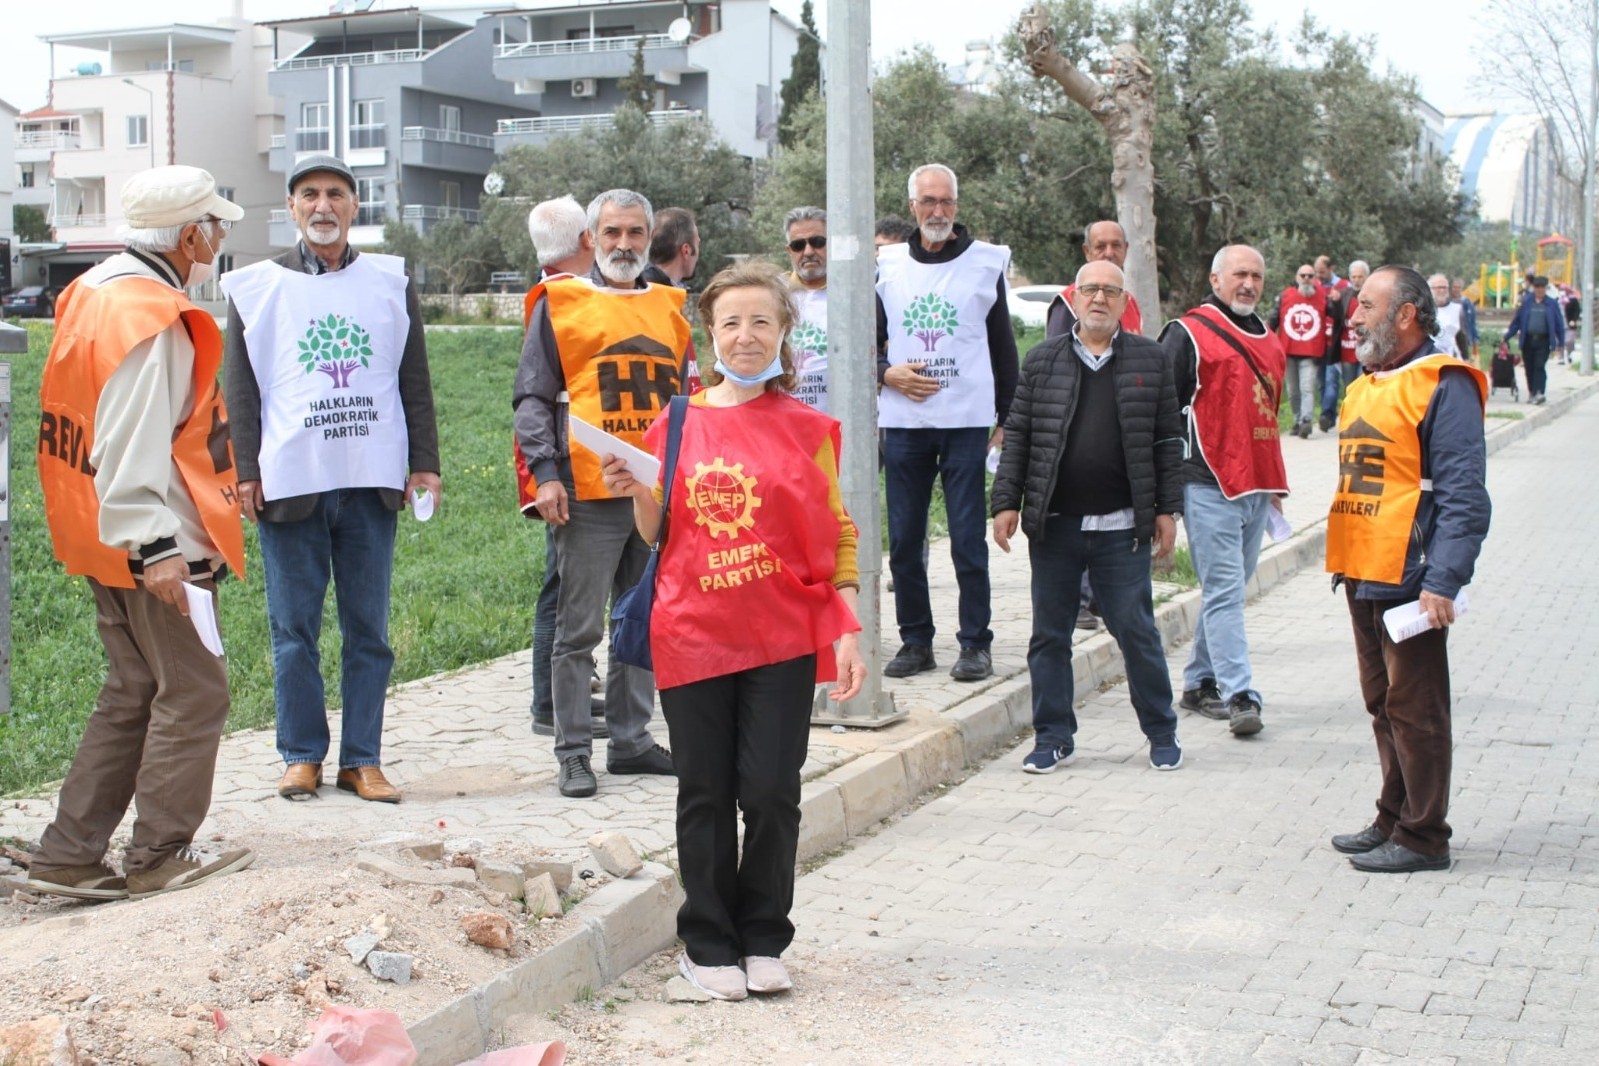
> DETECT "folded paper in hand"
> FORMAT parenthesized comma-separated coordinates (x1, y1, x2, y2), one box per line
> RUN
(568, 415, 660, 488)
(1382, 588, 1470, 643)
(182, 582, 225, 657)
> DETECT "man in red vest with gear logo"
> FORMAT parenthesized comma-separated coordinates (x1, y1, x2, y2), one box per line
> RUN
(1160, 244, 1289, 738)
(1271, 264, 1335, 439)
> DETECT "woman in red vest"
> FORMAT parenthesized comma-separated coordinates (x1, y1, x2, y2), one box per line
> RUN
(602, 260, 866, 1001)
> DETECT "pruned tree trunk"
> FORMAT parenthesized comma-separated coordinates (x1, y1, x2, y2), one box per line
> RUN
(1018, 6, 1159, 335)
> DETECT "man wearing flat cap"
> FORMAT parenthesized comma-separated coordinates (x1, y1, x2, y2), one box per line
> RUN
(30, 165, 255, 901)
(222, 154, 440, 804)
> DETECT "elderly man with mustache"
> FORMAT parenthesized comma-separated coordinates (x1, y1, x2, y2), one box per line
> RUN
(223, 154, 441, 805)
(512, 188, 695, 798)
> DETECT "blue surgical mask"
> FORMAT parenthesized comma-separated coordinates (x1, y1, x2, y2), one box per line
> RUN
(712, 332, 787, 387)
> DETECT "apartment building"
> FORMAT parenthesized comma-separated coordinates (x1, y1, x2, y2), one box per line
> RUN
(263, 4, 536, 248)
(23, 14, 284, 293)
(1, 98, 15, 293)
(490, 0, 807, 159)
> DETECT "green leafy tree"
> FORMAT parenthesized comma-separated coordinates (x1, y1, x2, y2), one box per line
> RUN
(483, 108, 759, 287)
(902, 293, 960, 350)
(618, 36, 654, 113)
(777, 0, 822, 148)
(13, 205, 51, 243)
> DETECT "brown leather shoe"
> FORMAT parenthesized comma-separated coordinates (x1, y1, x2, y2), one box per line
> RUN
(336, 766, 401, 803)
(277, 763, 323, 800)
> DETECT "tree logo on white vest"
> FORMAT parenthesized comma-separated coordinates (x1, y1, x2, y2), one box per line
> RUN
(902, 294, 960, 351)
(792, 321, 827, 369)
(298, 313, 374, 389)
(1283, 303, 1322, 343)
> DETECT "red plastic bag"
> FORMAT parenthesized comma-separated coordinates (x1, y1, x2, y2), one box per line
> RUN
(255, 1006, 417, 1066)
(457, 1043, 566, 1066)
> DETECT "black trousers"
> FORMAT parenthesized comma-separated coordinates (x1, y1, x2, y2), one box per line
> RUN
(660, 653, 816, 966)
(1522, 335, 1551, 397)
(1346, 587, 1453, 855)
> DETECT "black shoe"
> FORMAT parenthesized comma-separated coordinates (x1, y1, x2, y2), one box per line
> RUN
(1319, 412, 1336, 434)
(1179, 678, 1228, 719)
(558, 754, 597, 797)
(533, 696, 608, 738)
(1074, 606, 1100, 631)
(883, 642, 937, 678)
(1227, 693, 1263, 736)
(1331, 823, 1389, 854)
(1348, 840, 1450, 873)
(607, 743, 676, 776)
(949, 647, 992, 682)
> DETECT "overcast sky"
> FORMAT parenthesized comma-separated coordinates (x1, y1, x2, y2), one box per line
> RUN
(0, 0, 1496, 117)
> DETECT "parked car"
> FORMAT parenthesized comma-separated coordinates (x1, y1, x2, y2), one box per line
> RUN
(1008, 283, 1065, 329)
(3, 286, 55, 318)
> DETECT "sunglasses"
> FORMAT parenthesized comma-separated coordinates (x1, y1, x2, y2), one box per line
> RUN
(788, 235, 827, 253)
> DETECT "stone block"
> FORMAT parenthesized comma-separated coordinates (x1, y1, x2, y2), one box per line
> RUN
(480, 925, 603, 1023)
(586, 831, 643, 879)
(886, 723, 966, 798)
(828, 751, 909, 837)
(796, 780, 847, 863)
(474, 861, 525, 899)
(356, 853, 476, 888)
(365, 951, 413, 984)
(524, 872, 562, 918)
(344, 933, 380, 964)
(520, 860, 573, 893)
(460, 912, 515, 950)
(580, 862, 682, 982)
(0, 1017, 78, 1065)
(401, 841, 444, 862)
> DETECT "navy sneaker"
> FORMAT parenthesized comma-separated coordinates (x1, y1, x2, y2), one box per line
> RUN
(1022, 744, 1076, 774)
(1149, 734, 1183, 770)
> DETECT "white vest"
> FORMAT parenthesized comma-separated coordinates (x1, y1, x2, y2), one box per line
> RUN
(790, 285, 829, 413)
(222, 254, 411, 500)
(1432, 302, 1463, 357)
(875, 239, 1009, 428)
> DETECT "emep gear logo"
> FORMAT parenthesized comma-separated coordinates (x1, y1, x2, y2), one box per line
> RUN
(1252, 378, 1276, 422)
(685, 457, 762, 539)
(1283, 303, 1322, 343)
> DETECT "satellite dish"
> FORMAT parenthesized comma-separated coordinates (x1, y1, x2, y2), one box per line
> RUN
(667, 17, 692, 42)
(483, 172, 506, 196)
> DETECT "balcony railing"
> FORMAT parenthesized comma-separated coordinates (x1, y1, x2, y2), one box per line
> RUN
(401, 126, 494, 149)
(276, 49, 427, 71)
(402, 205, 481, 224)
(16, 130, 82, 151)
(495, 33, 681, 59)
(297, 128, 331, 152)
(56, 213, 108, 228)
(350, 124, 387, 150)
(496, 109, 702, 136)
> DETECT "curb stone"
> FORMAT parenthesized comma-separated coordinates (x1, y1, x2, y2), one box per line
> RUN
(404, 374, 1598, 1062)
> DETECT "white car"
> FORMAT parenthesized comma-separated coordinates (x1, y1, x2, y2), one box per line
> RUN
(1007, 283, 1065, 329)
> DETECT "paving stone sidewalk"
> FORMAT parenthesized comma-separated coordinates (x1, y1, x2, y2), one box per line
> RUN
(784, 386, 1599, 1063)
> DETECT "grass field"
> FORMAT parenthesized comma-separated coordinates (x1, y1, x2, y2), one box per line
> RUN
(2, 323, 545, 795)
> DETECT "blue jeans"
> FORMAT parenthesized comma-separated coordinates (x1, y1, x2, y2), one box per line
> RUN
(1181, 482, 1271, 703)
(882, 427, 992, 649)
(258, 488, 397, 768)
(1321, 362, 1358, 417)
(531, 523, 558, 723)
(1027, 520, 1176, 748)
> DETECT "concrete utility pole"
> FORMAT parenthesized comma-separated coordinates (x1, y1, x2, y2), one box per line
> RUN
(813, 0, 902, 728)
(0, 323, 23, 715)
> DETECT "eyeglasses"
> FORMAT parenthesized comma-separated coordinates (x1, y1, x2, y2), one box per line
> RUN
(788, 235, 827, 252)
(1296, 273, 1314, 280)
(914, 197, 957, 211)
(1077, 284, 1125, 300)
(201, 217, 233, 232)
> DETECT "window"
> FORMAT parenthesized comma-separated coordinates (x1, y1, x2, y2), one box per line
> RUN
(351, 99, 386, 149)
(217, 186, 236, 203)
(302, 102, 329, 128)
(440, 181, 460, 211)
(20, 169, 35, 188)
(126, 115, 149, 147)
(145, 59, 194, 72)
(355, 177, 385, 226)
(298, 102, 330, 151)
(439, 105, 461, 133)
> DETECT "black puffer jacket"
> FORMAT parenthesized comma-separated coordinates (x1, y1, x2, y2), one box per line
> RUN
(991, 331, 1184, 540)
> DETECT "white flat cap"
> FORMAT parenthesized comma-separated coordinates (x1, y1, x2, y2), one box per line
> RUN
(122, 165, 244, 228)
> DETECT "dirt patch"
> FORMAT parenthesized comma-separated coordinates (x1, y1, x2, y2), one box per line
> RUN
(0, 828, 608, 1065)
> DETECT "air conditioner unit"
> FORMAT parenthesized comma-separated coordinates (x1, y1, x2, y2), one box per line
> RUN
(571, 78, 597, 99)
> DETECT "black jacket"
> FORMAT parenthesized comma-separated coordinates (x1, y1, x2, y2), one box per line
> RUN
(991, 330, 1184, 541)
(223, 245, 440, 522)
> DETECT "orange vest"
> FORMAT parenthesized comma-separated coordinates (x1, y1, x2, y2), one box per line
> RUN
(1325, 354, 1487, 584)
(38, 273, 246, 588)
(541, 278, 690, 500)
(1177, 304, 1290, 499)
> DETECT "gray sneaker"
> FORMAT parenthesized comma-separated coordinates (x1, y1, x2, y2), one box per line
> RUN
(126, 845, 255, 900)
(27, 862, 128, 901)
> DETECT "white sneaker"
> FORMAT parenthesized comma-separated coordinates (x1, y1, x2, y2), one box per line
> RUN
(679, 952, 747, 1001)
(741, 955, 793, 993)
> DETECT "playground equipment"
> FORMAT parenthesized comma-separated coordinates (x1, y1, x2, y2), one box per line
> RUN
(1472, 263, 1518, 309)
(1535, 234, 1575, 288)
(1470, 233, 1578, 309)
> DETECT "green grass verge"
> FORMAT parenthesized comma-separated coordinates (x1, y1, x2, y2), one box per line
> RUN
(2, 323, 544, 795)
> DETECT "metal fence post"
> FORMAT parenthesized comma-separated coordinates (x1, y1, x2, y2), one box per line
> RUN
(0, 321, 26, 715)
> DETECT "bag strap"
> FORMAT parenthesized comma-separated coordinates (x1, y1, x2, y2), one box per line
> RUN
(1189, 312, 1279, 409)
(652, 395, 689, 551)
